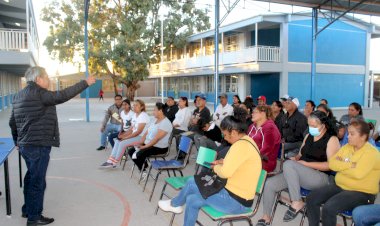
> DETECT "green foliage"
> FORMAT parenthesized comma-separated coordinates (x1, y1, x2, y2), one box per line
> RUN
(42, 0, 210, 99)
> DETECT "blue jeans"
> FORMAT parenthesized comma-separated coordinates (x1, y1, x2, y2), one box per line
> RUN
(19, 146, 51, 221)
(108, 132, 119, 148)
(171, 177, 248, 226)
(100, 123, 121, 146)
(353, 204, 380, 226)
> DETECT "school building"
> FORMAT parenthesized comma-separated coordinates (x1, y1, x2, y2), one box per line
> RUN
(148, 13, 380, 108)
(0, 0, 39, 112)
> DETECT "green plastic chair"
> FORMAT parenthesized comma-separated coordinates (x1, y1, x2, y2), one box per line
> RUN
(365, 119, 377, 136)
(196, 169, 267, 226)
(155, 146, 216, 226)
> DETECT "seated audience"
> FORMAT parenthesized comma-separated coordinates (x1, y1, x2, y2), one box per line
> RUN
(213, 93, 233, 127)
(279, 97, 308, 158)
(247, 105, 281, 173)
(243, 95, 255, 109)
(340, 102, 364, 126)
(304, 100, 316, 118)
(320, 98, 328, 105)
(100, 99, 150, 168)
(256, 111, 340, 226)
(194, 118, 223, 151)
(97, 95, 123, 150)
(257, 95, 266, 106)
(353, 204, 380, 226)
(306, 119, 380, 226)
(279, 94, 289, 113)
(232, 94, 242, 108)
(108, 99, 135, 148)
(164, 96, 179, 123)
(172, 96, 192, 151)
(271, 100, 284, 130)
(316, 104, 335, 121)
(188, 94, 211, 134)
(158, 114, 262, 226)
(239, 103, 253, 127)
(128, 103, 173, 173)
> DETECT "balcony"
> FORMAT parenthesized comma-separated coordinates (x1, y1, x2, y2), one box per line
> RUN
(0, 28, 39, 74)
(149, 45, 281, 77)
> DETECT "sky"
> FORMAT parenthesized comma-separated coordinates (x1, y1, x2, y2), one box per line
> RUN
(32, 0, 380, 76)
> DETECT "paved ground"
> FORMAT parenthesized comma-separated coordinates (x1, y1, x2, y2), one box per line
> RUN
(0, 97, 378, 226)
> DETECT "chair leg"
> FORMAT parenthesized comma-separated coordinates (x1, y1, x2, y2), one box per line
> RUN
(169, 213, 176, 226)
(155, 183, 168, 214)
(342, 216, 348, 226)
(143, 165, 153, 192)
(130, 163, 135, 178)
(149, 171, 162, 202)
(269, 192, 281, 225)
(299, 207, 307, 226)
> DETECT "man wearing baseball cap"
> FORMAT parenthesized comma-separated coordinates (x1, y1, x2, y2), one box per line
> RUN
(188, 93, 211, 134)
(257, 95, 267, 106)
(213, 93, 233, 127)
(279, 96, 308, 158)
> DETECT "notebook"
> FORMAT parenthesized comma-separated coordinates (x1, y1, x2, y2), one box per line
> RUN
(196, 147, 217, 168)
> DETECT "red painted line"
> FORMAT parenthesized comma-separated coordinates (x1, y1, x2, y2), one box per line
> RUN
(47, 176, 131, 226)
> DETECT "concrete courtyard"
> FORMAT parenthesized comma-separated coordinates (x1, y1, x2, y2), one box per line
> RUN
(0, 97, 378, 226)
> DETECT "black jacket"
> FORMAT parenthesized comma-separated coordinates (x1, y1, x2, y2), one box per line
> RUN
(164, 104, 179, 122)
(279, 110, 308, 143)
(9, 81, 89, 147)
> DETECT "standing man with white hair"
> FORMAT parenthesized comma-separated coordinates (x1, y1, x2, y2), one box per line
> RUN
(9, 66, 96, 226)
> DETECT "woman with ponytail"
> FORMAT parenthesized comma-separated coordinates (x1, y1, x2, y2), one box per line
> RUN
(256, 111, 341, 226)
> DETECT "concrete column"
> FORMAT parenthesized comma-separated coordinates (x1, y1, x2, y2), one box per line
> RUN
(279, 20, 289, 96)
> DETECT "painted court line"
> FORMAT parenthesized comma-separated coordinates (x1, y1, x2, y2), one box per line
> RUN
(47, 176, 131, 226)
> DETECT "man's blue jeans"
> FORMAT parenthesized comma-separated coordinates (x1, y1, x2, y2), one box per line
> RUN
(353, 204, 380, 226)
(100, 123, 121, 146)
(19, 146, 51, 221)
(171, 177, 248, 226)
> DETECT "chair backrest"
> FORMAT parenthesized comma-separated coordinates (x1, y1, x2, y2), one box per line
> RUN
(196, 147, 216, 168)
(256, 169, 267, 194)
(178, 135, 192, 154)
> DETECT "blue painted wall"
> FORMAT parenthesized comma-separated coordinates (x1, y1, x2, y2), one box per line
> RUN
(0, 96, 2, 111)
(80, 80, 102, 98)
(178, 91, 189, 99)
(288, 72, 364, 108)
(250, 73, 280, 104)
(251, 28, 280, 46)
(4, 95, 8, 108)
(288, 19, 366, 65)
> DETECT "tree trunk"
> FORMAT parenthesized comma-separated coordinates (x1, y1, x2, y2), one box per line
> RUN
(123, 80, 140, 101)
(112, 77, 118, 95)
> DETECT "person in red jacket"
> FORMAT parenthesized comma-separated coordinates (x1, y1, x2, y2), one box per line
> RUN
(247, 105, 281, 173)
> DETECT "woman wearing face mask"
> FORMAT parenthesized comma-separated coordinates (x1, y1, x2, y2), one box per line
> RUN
(256, 111, 340, 226)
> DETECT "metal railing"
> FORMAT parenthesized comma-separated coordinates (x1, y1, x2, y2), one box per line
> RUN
(149, 45, 281, 75)
(0, 29, 28, 51)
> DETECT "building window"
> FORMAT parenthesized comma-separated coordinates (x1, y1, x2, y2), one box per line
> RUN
(225, 74, 238, 93)
(224, 34, 239, 52)
(180, 77, 189, 91)
(205, 39, 222, 55)
(206, 75, 213, 92)
(192, 77, 201, 92)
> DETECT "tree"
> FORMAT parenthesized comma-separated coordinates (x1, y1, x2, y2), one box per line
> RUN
(42, 0, 210, 100)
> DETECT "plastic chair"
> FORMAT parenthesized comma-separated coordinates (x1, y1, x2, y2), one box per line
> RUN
(196, 170, 267, 226)
(365, 119, 377, 136)
(155, 146, 216, 226)
(338, 210, 353, 226)
(143, 135, 193, 201)
(270, 187, 311, 226)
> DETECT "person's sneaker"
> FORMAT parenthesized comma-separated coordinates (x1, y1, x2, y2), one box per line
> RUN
(158, 199, 183, 214)
(96, 146, 106, 151)
(100, 162, 114, 168)
(27, 215, 54, 226)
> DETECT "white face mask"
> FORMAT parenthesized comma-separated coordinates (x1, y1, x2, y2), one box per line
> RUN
(309, 126, 321, 137)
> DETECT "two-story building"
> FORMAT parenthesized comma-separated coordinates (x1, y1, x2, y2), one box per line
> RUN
(148, 13, 380, 108)
(0, 0, 39, 111)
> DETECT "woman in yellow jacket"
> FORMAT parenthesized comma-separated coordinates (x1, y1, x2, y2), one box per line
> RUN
(158, 113, 262, 226)
(306, 119, 380, 226)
